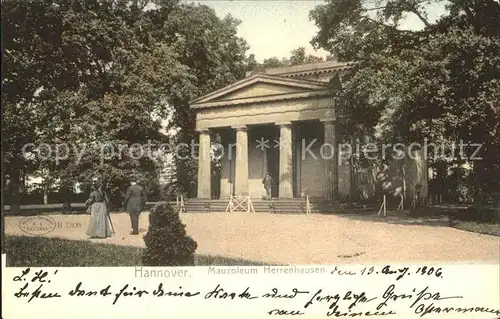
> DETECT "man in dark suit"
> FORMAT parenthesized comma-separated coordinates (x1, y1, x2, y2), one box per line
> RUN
(123, 177, 147, 235)
(262, 172, 273, 199)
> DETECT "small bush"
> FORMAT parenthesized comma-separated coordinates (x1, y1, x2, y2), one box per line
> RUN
(452, 221, 500, 237)
(453, 206, 500, 224)
(142, 203, 198, 266)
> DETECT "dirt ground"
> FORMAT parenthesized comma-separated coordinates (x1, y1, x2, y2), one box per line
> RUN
(4, 211, 499, 265)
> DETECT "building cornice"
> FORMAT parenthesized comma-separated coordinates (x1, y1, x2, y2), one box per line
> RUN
(191, 90, 332, 109)
(260, 61, 354, 78)
(189, 73, 329, 106)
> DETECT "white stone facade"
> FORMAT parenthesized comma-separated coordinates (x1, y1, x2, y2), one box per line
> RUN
(190, 62, 428, 201)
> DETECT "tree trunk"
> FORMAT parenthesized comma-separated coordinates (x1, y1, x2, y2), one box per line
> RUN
(349, 137, 358, 200)
(401, 159, 407, 201)
(1, 149, 5, 240)
(43, 183, 49, 205)
(175, 130, 197, 198)
(61, 183, 72, 214)
(435, 160, 447, 203)
(10, 169, 21, 214)
(42, 168, 49, 204)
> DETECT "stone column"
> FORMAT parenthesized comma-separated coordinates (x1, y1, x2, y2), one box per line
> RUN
(233, 125, 249, 196)
(277, 121, 293, 198)
(197, 129, 211, 199)
(322, 119, 337, 200)
(294, 124, 302, 197)
(337, 123, 352, 199)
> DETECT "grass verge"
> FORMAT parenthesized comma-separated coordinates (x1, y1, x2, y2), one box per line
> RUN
(451, 221, 500, 237)
(3, 235, 275, 267)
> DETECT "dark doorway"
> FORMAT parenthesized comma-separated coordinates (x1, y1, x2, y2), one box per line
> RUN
(211, 132, 223, 199)
(265, 125, 280, 198)
(267, 147, 279, 198)
(211, 167, 221, 199)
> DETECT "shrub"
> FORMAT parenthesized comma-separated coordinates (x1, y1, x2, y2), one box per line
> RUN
(453, 206, 500, 224)
(142, 203, 197, 266)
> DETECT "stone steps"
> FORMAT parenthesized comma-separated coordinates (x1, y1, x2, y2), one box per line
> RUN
(184, 199, 303, 213)
(3, 199, 375, 215)
(180, 198, 371, 213)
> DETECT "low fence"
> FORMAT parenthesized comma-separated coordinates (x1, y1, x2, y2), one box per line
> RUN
(3, 201, 178, 215)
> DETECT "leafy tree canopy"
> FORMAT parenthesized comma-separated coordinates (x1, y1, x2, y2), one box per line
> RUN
(310, 0, 500, 196)
(2, 0, 249, 207)
(245, 46, 328, 73)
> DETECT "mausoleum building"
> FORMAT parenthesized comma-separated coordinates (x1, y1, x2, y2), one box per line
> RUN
(189, 61, 428, 202)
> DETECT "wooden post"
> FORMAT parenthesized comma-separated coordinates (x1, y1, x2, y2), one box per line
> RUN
(225, 195, 232, 213)
(306, 195, 311, 215)
(225, 195, 255, 213)
(249, 196, 255, 213)
(378, 195, 387, 217)
(178, 195, 186, 213)
(384, 195, 387, 216)
(397, 194, 404, 211)
(410, 195, 417, 210)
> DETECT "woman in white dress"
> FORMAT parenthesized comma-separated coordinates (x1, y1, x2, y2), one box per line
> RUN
(85, 180, 114, 238)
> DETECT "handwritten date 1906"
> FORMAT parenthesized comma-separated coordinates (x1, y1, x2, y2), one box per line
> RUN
(373, 266, 443, 281)
(381, 265, 443, 280)
(332, 265, 444, 280)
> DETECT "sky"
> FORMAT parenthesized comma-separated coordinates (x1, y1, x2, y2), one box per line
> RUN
(189, 0, 449, 62)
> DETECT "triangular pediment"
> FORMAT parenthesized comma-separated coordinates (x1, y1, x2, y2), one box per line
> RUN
(190, 74, 330, 107)
(217, 82, 311, 100)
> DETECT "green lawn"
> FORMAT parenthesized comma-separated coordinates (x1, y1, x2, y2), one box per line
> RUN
(447, 206, 500, 237)
(451, 221, 500, 237)
(410, 205, 500, 237)
(3, 235, 274, 267)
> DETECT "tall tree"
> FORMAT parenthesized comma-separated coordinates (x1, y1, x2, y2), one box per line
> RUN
(310, 0, 500, 201)
(2, 0, 89, 211)
(2, 0, 249, 207)
(155, 4, 249, 195)
(247, 46, 325, 72)
(289, 47, 324, 65)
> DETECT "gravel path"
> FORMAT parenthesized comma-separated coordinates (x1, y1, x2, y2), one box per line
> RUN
(4, 212, 499, 265)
